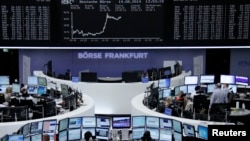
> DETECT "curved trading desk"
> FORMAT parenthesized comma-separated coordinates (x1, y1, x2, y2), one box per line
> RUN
(33, 70, 192, 115)
(131, 93, 233, 130)
(0, 94, 95, 137)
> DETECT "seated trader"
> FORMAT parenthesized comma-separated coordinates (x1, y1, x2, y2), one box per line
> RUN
(190, 85, 203, 101)
(19, 86, 37, 109)
(209, 83, 228, 112)
(141, 130, 152, 141)
(0, 86, 12, 106)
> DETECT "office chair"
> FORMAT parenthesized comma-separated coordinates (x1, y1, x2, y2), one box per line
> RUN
(32, 104, 44, 119)
(209, 103, 230, 122)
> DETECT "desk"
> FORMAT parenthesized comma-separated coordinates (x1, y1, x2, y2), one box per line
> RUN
(230, 108, 250, 117)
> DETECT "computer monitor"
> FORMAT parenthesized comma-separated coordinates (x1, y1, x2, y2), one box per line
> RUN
(37, 86, 47, 95)
(28, 76, 38, 85)
(60, 84, 69, 97)
(21, 123, 31, 137)
(96, 116, 110, 128)
(80, 72, 97, 82)
(162, 89, 172, 99)
(228, 84, 237, 94)
(37, 76, 47, 86)
(207, 84, 216, 93)
(30, 121, 43, 134)
(112, 116, 131, 129)
(27, 85, 38, 95)
(68, 117, 82, 129)
(174, 86, 180, 96)
(132, 127, 145, 140)
(183, 123, 195, 137)
(58, 130, 68, 141)
(0, 76, 10, 85)
(95, 128, 109, 140)
(30, 133, 42, 141)
(68, 128, 81, 141)
(8, 134, 24, 141)
(172, 120, 182, 133)
(187, 84, 197, 94)
(58, 118, 69, 132)
(164, 108, 172, 116)
(132, 116, 146, 128)
(23, 136, 30, 141)
(145, 128, 159, 140)
(71, 77, 79, 83)
(82, 127, 96, 137)
(158, 78, 170, 88)
(0, 84, 9, 93)
(173, 131, 183, 141)
(146, 116, 159, 128)
(179, 85, 188, 94)
(159, 128, 172, 141)
(159, 117, 172, 128)
(43, 119, 57, 133)
(184, 76, 199, 85)
(12, 83, 21, 93)
(197, 125, 208, 140)
(235, 75, 249, 86)
(82, 116, 96, 128)
(237, 85, 246, 93)
(1, 134, 8, 141)
(200, 74, 215, 84)
(220, 74, 235, 84)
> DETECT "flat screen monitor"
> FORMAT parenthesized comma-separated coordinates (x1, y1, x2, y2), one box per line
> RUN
(0, 84, 9, 93)
(132, 116, 146, 128)
(159, 118, 172, 128)
(237, 85, 246, 93)
(58, 118, 68, 132)
(82, 128, 96, 137)
(187, 85, 197, 94)
(146, 128, 159, 140)
(235, 75, 249, 86)
(22, 123, 31, 137)
(96, 117, 110, 128)
(179, 85, 188, 94)
(158, 78, 170, 88)
(27, 85, 38, 95)
(200, 75, 215, 84)
(173, 131, 182, 141)
(174, 86, 180, 96)
(197, 125, 208, 140)
(71, 77, 79, 83)
(207, 84, 216, 93)
(23, 136, 30, 141)
(30, 121, 43, 134)
(141, 77, 149, 83)
(159, 128, 172, 141)
(132, 127, 145, 140)
(82, 116, 96, 128)
(28, 76, 38, 85)
(8, 134, 23, 141)
(220, 74, 235, 84)
(162, 89, 172, 99)
(37, 77, 47, 86)
(183, 123, 195, 137)
(60, 84, 69, 97)
(112, 116, 131, 129)
(146, 116, 159, 128)
(43, 119, 57, 133)
(37, 86, 47, 95)
(0, 76, 9, 85)
(68, 128, 81, 141)
(12, 83, 21, 93)
(1, 134, 8, 141)
(68, 117, 82, 129)
(164, 108, 172, 116)
(30, 134, 42, 141)
(95, 128, 109, 140)
(184, 76, 199, 85)
(80, 72, 97, 82)
(228, 84, 237, 94)
(172, 120, 182, 133)
(58, 130, 67, 141)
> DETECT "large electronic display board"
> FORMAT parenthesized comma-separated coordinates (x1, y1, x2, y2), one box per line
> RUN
(0, 0, 250, 48)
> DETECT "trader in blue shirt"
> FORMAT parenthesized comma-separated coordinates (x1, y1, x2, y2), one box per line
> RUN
(209, 83, 228, 110)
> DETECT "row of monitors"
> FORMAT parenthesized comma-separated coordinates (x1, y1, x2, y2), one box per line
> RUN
(0, 76, 47, 86)
(184, 74, 249, 86)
